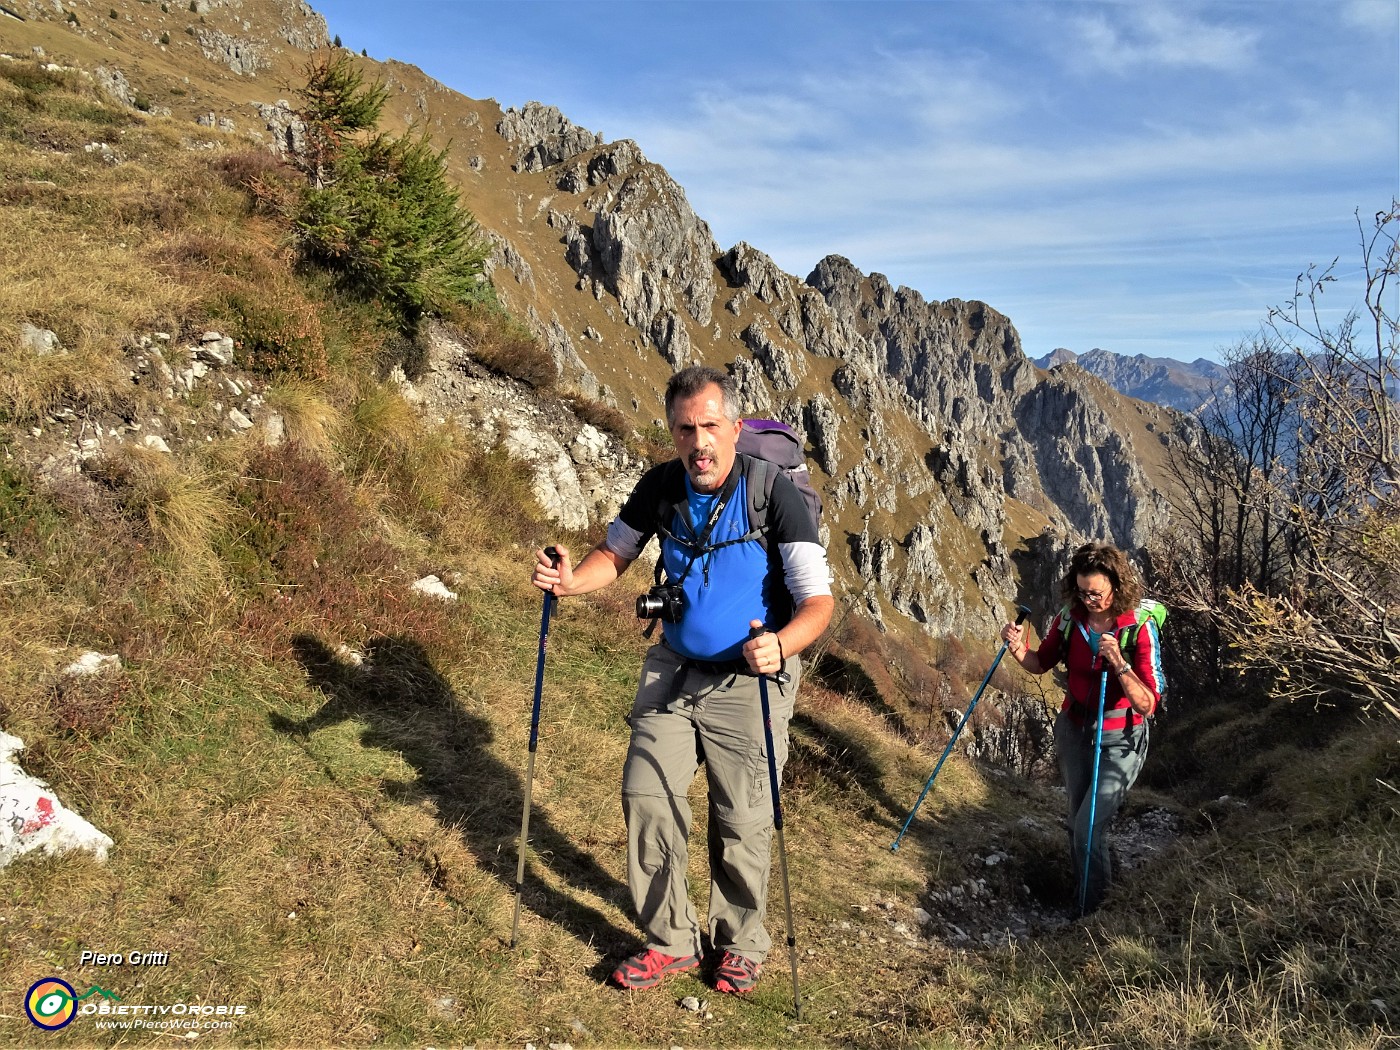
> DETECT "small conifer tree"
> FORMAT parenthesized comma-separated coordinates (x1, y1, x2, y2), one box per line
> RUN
(295, 52, 386, 186)
(290, 54, 493, 332)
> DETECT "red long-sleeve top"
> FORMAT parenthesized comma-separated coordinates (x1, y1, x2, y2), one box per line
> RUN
(1035, 604, 1164, 731)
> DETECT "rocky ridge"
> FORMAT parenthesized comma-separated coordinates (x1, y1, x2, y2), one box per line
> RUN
(473, 106, 1187, 642)
(1, 0, 1193, 662)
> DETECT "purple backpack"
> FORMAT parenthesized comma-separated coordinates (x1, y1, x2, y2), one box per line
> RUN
(652, 418, 823, 556)
(736, 418, 823, 544)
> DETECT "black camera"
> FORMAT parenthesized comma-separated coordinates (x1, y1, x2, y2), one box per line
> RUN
(636, 583, 686, 623)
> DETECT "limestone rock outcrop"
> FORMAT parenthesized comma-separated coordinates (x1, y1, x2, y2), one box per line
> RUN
(1015, 366, 1171, 549)
(497, 102, 601, 173)
(401, 322, 644, 531)
(588, 167, 718, 348)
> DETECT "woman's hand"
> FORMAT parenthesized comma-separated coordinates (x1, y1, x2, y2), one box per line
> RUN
(1100, 631, 1132, 675)
(1002, 622, 1042, 673)
(1102, 632, 1154, 715)
(1001, 623, 1025, 655)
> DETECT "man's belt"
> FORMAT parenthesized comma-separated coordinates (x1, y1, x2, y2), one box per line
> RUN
(680, 655, 756, 677)
(661, 641, 755, 678)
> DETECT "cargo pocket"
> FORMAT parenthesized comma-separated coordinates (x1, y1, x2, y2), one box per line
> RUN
(629, 645, 685, 723)
(709, 739, 768, 823)
(750, 740, 769, 811)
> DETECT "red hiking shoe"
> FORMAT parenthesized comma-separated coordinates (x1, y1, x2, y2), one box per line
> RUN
(714, 950, 762, 994)
(609, 948, 701, 990)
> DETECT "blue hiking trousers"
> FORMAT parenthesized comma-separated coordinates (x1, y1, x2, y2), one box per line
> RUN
(1054, 709, 1150, 913)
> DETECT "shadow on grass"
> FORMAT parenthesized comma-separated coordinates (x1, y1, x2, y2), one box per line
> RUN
(810, 650, 922, 743)
(788, 711, 909, 825)
(271, 632, 633, 954)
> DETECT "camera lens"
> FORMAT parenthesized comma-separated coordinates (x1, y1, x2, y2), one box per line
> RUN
(636, 593, 660, 619)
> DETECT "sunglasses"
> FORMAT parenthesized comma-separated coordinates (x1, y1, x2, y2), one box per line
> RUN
(1077, 588, 1111, 601)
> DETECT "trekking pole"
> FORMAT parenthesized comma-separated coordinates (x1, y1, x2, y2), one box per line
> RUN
(510, 546, 560, 949)
(891, 605, 1031, 851)
(1078, 665, 1110, 917)
(749, 626, 803, 1020)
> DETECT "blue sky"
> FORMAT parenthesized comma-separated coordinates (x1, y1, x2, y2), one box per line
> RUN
(315, 0, 1398, 363)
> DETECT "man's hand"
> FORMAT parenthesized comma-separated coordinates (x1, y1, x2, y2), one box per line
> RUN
(530, 543, 630, 598)
(743, 619, 785, 677)
(531, 545, 570, 595)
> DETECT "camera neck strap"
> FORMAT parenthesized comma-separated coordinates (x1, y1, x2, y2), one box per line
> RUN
(655, 463, 745, 591)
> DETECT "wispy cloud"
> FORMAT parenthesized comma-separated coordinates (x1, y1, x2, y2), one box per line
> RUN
(624, 67, 1388, 238)
(1341, 0, 1399, 32)
(1065, 4, 1262, 74)
(809, 49, 1023, 133)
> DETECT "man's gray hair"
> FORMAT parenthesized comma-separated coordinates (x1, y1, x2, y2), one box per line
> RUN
(664, 365, 742, 426)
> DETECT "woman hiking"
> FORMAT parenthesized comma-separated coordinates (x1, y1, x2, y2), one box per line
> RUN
(1000, 542, 1163, 914)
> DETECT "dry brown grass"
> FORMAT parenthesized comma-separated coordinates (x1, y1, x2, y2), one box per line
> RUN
(332, 377, 547, 555)
(261, 379, 344, 457)
(0, 337, 137, 424)
(563, 393, 631, 442)
(344, 381, 420, 479)
(88, 443, 232, 588)
(442, 301, 558, 389)
(0, 46, 1395, 1050)
(0, 152, 219, 357)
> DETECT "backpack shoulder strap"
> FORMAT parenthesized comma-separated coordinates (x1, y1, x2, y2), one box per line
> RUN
(1120, 599, 1167, 651)
(1056, 605, 1075, 658)
(652, 460, 688, 530)
(741, 453, 776, 546)
(650, 460, 693, 562)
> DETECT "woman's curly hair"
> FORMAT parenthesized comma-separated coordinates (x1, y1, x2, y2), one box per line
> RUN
(1059, 542, 1142, 617)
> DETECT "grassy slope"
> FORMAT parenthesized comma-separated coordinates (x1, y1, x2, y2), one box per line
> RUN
(0, 63, 1396, 1050)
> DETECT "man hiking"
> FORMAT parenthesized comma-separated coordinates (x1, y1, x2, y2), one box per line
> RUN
(530, 365, 833, 995)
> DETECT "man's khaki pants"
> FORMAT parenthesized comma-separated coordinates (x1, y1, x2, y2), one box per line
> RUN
(621, 642, 800, 963)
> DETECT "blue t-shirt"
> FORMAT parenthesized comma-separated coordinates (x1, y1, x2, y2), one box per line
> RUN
(603, 454, 831, 663)
(659, 476, 770, 661)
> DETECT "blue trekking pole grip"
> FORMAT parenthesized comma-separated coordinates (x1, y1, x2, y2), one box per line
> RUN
(749, 625, 803, 1020)
(1079, 661, 1110, 917)
(511, 546, 560, 948)
(891, 605, 1031, 851)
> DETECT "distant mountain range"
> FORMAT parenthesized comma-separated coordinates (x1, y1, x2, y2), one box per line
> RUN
(1032, 348, 1228, 415)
